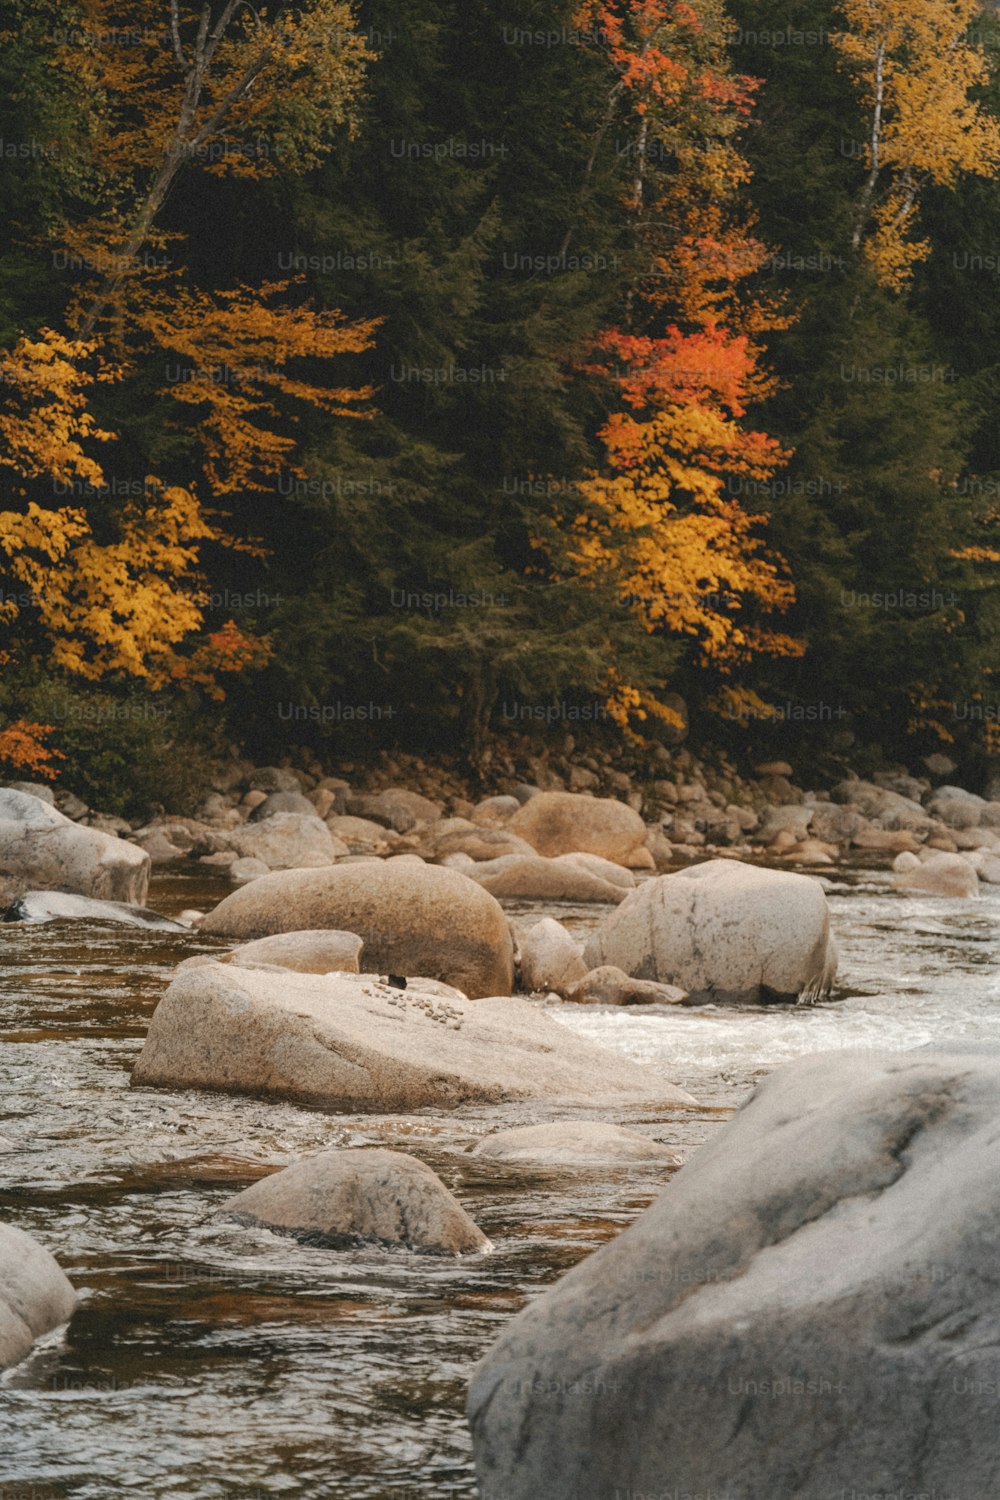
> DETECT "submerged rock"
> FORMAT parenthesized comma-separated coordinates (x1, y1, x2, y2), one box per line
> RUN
(473, 1121, 678, 1169)
(0, 1223, 77, 1371)
(469, 1045, 1000, 1500)
(584, 859, 837, 1004)
(220, 1148, 487, 1254)
(563, 966, 687, 1007)
(199, 860, 515, 998)
(3, 890, 186, 930)
(132, 962, 696, 1111)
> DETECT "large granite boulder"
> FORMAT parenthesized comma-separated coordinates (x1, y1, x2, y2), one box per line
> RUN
(221, 1148, 487, 1253)
(1, 1223, 77, 1371)
(132, 963, 695, 1111)
(198, 860, 514, 998)
(469, 1046, 1000, 1500)
(0, 788, 150, 904)
(583, 859, 836, 1004)
(507, 792, 646, 865)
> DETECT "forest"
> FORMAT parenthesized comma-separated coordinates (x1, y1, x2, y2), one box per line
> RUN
(4, 0, 1000, 803)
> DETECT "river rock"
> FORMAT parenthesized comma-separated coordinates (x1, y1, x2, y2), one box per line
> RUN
(472, 1122, 679, 1168)
(2, 890, 186, 929)
(583, 859, 836, 1004)
(467, 855, 629, 905)
(432, 826, 537, 862)
(0, 1223, 77, 1371)
(507, 791, 646, 864)
(131, 963, 696, 1110)
(347, 788, 443, 832)
(247, 790, 317, 821)
(325, 815, 399, 854)
(468, 1045, 1000, 1500)
(755, 804, 814, 845)
(248, 766, 302, 794)
(471, 796, 520, 826)
(518, 918, 588, 994)
(222, 930, 364, 973)
(220, 1148, 487, 1254)
(226, 813, 348, 870)
(131, 828, 188, 864)
(563, 966, 687, 1007)
(831, 779, 933, 831)
(0, 789, 150, 904)
(892, 850, 979, 898)
(198, 861, 514, 997)
(228, 856, 270, 885)
(926, 785, 985, 830)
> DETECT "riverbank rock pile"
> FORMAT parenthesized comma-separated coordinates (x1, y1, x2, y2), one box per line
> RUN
(7, 740, 1000, 907)
(0, 1223, 77, 1372)
(469, 1044, 1000, 1499)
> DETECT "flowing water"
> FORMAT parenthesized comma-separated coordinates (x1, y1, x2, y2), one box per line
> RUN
(2, 865, 1000, 1499)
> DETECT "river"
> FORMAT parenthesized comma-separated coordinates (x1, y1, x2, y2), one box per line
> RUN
(2, 866, 999, 1498)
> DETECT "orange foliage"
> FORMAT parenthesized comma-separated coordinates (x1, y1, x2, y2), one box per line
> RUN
(0, 722, 65, 781)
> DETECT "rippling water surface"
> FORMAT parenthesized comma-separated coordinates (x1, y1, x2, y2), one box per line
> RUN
(2, 866, 999, 1498)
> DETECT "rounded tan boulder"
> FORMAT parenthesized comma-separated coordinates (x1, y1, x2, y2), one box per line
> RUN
(220, 1148, 488, 1255)
(198, 860, 515, 997)
(507, 792, 646, 864)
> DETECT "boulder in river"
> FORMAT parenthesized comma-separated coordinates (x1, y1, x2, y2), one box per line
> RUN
(892, 850, 979, 898)
(220, 1148, 487, 1254)
(468, 1045, 1000, 1500)
(132, 963, 696, 1111)
(518, 918, 588, 995)
(507, 791, 646, 865)
(583, 858, 836, 1005)
(199, 860, 514, 998)
(0, 788, 149, 904)
(246, 790, 317, 822)
(472, 1121, 679, 1169)
(0, 1223, 77, 1372)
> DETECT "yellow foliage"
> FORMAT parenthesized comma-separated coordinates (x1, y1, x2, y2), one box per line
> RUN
(834, 0, 1000, 288)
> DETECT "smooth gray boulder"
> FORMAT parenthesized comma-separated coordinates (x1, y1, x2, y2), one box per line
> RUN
(583, 859, 836, 1004)
(220, 1148, 487, 1254)
(518, 918, 588, 994)
(346, 788, 443, 832)
(199, 860, 515, 998)
(473, 1121, 678, 1169)
(469, 1046, 1000, 1500)
(247, 790, 317, 822)
(132, 963, 696, 1111)
(226, 812, 348, 870)
(0, 788, 149, 904)
(0, 1223, 77, 1370)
